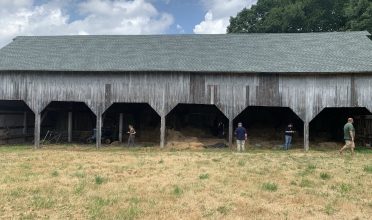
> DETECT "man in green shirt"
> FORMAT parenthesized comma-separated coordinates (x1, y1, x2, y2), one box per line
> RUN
(337, 118, 355, 156)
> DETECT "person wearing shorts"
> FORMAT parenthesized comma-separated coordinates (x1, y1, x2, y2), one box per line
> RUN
(337, 118, 355, 156)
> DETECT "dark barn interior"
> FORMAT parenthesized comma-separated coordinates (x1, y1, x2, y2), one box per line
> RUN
(0, 100, 34, 144)
(39, 101, 95, 143)
(310, 107, 372, 146)
(233, 106, 304, 148)
(166, 104, 228, 138)
(2, 100, 372, 149)
(104, 103, 161, 143)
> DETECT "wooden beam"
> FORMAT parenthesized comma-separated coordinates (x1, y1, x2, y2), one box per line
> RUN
(229, 119, 233, 150)
(96, 115, 102, 150)
(119, 113, 123, 142)
(34, 113, 41, 149)
(304, 121, 309, 152)
(68, 112, 72, 143)
(160, 113, 166, 149)
(23, 111, 28, 142)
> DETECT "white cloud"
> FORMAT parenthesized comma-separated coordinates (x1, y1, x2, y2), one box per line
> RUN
(194, 0, 256, 34)
(176, 24, 184, 33)
(0, 0, 174, 48)
(0, 0, 33, 12)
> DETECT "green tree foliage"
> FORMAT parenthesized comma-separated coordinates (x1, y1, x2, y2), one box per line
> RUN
(344, 0, 372, 33)
(227, 0, 372, 34)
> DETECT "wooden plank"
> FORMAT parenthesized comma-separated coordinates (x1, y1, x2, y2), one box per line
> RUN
(68, 112, 72, 143)
(304, 121, 309, 152)
(119, 113, 123, 142)
(34, 113, 40, 149)
(160, 113, 166, 149)
(229, 119, 233, 150)
(96, 115, 102, 149)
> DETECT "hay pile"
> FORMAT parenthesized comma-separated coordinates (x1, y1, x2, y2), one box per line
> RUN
(166, 130, 204, 150)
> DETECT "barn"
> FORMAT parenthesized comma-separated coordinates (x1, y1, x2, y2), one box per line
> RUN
(1, 31, 372, 150)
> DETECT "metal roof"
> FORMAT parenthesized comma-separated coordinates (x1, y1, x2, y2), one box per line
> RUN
(0, 31, 371, 72)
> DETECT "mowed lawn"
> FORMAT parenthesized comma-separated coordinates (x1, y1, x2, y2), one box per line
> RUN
(1, 145, 372, 220)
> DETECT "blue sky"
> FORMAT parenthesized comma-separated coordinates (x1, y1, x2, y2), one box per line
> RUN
(0, 0, 256, 48)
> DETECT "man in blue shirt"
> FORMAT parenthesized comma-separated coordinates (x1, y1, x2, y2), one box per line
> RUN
(284, 123, 295, 150)
(234, 122, 247, 152)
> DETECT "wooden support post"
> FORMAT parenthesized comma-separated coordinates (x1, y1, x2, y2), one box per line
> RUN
(96, 115, 102, 150)
(304, 121, 309, 152)
(34, 113, 41, 149)
(119, 113, 123, 142)
(23, 111, 28, 143)
(68, 112, 72, 143)
(160, 113, 166, 149)
(229, 119, 233, 150)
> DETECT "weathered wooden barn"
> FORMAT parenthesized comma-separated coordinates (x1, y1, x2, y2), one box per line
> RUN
(1, 31, 372, 150)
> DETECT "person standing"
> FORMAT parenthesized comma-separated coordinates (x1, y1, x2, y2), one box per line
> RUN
(234, 122, 247, 152)
(218, 121, 224, 139)
(337, 118, 355, 156)
(127, 125, 136, 147)
(284, 123, 295, 150)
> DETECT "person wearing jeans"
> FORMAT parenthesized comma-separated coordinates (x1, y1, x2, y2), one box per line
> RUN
(284, 123, 295, 150)
(234, 122, 247, 152)
(127, 125, 136, 147)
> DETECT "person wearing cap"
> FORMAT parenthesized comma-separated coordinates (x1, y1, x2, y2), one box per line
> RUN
(284, 123, 295, 150)
(234, 122, 247, 152)
(337, 118, 355, 156)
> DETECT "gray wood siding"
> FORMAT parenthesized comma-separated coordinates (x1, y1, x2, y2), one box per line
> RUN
(1, 71, 372, 121)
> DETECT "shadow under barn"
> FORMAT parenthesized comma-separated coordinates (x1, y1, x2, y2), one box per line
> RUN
(165, 104, 229, 149)
(309, 107, 372, 149)
(0, 100, 34, 145)
(233, 106, 303, 150)
(103, 103, 160, 146)
(40, 101, 95, 144)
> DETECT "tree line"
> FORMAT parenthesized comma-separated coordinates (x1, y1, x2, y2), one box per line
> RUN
(227, 0, 372, 34)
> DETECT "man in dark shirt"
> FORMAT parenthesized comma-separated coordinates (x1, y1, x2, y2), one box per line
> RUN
(234, 122, 247, 152)
(284, 123, 295, 150)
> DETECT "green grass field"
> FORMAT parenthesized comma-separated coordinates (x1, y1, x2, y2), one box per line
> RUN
(0, 144, 372, 219)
